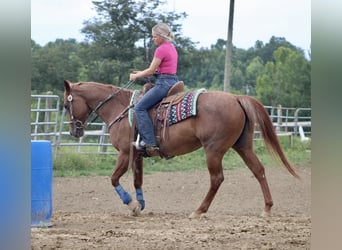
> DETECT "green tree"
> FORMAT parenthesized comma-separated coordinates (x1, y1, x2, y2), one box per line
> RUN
(180, 40, 226, 90)
(245, 56, 265, 95)
(31, 39, 82, 94)
(251, 36, 299, 63)
(81, 0, 191, 84)
(256, 47, 311, 107)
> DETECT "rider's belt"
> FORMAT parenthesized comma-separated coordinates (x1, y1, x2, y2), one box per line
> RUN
(154, 73, 177, 77)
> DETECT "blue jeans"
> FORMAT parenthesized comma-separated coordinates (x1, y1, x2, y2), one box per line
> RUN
(134, 75, 178, 145)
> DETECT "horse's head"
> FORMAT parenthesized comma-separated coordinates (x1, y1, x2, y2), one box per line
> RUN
(63, 80, 91, 138)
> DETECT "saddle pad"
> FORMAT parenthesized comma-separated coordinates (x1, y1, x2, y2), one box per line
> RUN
(128, 90, 141, 127)
(128, 88, 206, 127)
(167, 88, 206, 126)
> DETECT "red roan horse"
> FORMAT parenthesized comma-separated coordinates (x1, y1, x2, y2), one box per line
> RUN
(63, 80, 299, 218)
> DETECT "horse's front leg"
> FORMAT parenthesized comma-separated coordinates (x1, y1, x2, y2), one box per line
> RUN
(111, 152, 141, 216)
(133, 154, 145, 210)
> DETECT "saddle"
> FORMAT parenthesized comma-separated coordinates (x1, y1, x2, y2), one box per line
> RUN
(141, 81, 185, 99)
(132, 81, 206, 158)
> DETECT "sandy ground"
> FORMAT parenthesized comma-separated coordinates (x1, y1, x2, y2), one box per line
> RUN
(31, 164, 311, 249)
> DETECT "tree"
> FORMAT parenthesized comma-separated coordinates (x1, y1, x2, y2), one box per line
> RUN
(245, 56, 265, 95)
(249, 36, 299, 64)
(256, 47, 311, 107)
(31, 27, 310, 109)
(31, 39, 82, 94)
(179, 40, 226, 90)
(81, 0, 191, 84)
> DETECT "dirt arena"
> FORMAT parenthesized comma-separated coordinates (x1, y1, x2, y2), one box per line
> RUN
(31, 164, 311, 249)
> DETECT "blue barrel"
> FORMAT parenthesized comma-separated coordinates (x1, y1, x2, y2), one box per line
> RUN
(31, 140, 53, 227)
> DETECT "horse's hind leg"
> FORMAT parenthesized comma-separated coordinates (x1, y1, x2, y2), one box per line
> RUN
(189, 151, 224, 219)
(233, 146, 273, 216)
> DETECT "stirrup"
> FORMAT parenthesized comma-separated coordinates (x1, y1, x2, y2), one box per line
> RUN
(132, 134, 158, 150)
(132, 134, 143, 150)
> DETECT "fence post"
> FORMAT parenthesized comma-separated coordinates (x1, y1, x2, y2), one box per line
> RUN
(99, 123, 108, 153)
(294, 108, 299, 135)
(44, 91, 53, 140)
(276, 104, 282, 132)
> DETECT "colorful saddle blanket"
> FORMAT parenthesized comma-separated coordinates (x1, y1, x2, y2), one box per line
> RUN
(128, 88, 206, 127)
(159, 89, 206, 126)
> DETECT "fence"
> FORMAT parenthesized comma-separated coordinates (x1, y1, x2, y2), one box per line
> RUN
(31, 95, 311, 154)
(264, 105, 311, 135)
(56, 108, 115, 155)
(253, 105, 311, 145)
(31, 94, 115, 155)
(31, 94, 60, 146)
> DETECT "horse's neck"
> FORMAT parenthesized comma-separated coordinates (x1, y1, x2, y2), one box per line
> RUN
(85, 85, 132, 124)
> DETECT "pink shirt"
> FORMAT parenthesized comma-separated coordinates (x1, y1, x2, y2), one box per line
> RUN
(154, 42, 178, 74)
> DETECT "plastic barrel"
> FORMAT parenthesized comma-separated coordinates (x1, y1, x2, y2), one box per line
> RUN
(31, 140, 53, 227)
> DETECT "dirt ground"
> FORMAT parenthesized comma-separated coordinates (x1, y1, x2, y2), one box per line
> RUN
(31, 163, 311, 250)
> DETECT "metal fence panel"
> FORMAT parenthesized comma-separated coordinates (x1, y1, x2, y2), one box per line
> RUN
(56, 108, 116, 155)
(31, 94, 60, 145)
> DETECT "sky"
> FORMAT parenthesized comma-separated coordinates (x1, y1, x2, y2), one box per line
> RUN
(31, 0, 311, 53)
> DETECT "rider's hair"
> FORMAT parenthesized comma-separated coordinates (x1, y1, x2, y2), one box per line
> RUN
(152, 23, 174, 41)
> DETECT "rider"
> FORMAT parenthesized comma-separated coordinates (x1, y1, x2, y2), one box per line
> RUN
(130, 23, 179, 151)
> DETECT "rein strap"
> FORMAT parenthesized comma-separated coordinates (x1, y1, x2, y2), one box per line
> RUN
(87, 80, 135, 125)
(108, 104, 134, 130)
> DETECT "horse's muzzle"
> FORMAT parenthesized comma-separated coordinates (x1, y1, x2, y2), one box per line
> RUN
(70, 127, 84, 138)
(70, 121, 85, 138)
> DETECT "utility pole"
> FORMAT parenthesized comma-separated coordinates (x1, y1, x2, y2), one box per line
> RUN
(223, 0, 235, 92)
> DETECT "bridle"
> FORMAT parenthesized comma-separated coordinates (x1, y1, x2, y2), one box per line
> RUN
(66, 94, 89, 131)
(66, 80, 135, 130)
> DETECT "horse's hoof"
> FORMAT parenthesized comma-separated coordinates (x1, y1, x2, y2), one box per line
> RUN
(260, 210, 271, 217)
(128, 200, 141, 217)
(188, 211, 202, 219)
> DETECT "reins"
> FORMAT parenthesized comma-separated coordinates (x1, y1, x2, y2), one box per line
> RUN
(107, 103, 134, 130)
(88, 80, 136, 124)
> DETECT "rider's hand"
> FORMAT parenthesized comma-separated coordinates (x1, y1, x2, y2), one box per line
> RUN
(130, 71, 140, 81)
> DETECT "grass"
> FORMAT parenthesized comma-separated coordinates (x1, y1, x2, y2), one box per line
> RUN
(53, 136, 311, 177)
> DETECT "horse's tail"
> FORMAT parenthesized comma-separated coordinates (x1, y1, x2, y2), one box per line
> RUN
(235, 95, 300, 179)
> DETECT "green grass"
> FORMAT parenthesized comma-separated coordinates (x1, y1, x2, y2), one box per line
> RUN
(53, 136, 311, 177)
(53, 148, 117, 177)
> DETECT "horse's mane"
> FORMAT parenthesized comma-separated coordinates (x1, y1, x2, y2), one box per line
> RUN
(75, 82, 134, 104)
(76, 81, 115, 89)
(74, 81, 127, 93)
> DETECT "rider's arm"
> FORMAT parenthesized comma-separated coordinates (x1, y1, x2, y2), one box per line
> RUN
(130, 57, 161, 81)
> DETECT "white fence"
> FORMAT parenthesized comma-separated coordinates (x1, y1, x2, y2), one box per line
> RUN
(56, 107, 115, 154)
(31, 94, 60, 146)
(31, 95, 311, 154)
(254, 105, 311, 145)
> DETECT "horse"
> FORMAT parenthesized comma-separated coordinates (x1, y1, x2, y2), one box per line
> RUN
(63, 80, 300, 218)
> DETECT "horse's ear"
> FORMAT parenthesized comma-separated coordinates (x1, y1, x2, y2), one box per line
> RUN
(64, 80, 71, 92)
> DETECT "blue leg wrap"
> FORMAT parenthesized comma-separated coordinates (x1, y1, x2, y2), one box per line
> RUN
(136, 188, 145, 210)
(114, 185, 132, 205)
